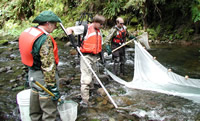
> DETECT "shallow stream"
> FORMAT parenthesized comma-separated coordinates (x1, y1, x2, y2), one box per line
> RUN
(0, 39, 200, 121)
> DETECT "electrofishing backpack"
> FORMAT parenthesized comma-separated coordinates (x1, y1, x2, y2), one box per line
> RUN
(76, 12, 93, 47)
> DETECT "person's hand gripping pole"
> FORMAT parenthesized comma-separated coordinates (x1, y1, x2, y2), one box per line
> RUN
(59, 23, 77, 49)
(32, 79, 62, 103)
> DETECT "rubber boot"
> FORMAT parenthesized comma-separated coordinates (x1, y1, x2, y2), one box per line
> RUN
(120, 63, 125, 76)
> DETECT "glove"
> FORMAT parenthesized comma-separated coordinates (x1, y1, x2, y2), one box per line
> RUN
(57, 98, 64, 105)
(24, 81, 30, 88)
(99, 51, 105, 66)
(47, 84, 60, 101)
(57, 95, 65, 105)
(106, 45, 112, 55)
(68, 34, 77, 48)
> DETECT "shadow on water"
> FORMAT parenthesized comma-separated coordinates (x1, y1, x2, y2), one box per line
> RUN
(149, 44, 200, 79)
(0, 39, 200, 121)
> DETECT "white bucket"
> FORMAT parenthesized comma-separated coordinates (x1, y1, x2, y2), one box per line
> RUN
(57, 100, 78, 121)
(16, 89, 31, 121)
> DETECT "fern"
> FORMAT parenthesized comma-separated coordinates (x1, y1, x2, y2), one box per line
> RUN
(103, 1, 122, 19)
(191, 0, 200, 22)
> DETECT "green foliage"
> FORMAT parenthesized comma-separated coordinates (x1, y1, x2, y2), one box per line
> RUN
(90, 119, 101, 121)
(182, 28, 194, 41)
(34, 0, 64, 15)
(103, 2, 120, 19)
(191, 0, 200, 22)
(103, 0, 125, 19)
(123, 0, 145, 24)
(123, 0, 145, 10)
(131, 16, 138, 23)
(147, 25, 161, 40)
(162, 31, 184, 42)
(0, 0, 199, 43)
(0, 39, 8, 45)
(0, 19, 33, 38)
(136, 24, 143, 30)
(152, 0, 166, 4)
(174, 33, 183, 40)
(0, 0, 35, 21)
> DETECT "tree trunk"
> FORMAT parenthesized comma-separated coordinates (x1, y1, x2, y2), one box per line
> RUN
(142, 1, 148, 31)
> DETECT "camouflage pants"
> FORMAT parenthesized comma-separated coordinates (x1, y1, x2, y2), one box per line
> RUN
(28, 69, 59, 121)
(80, 54, 98, 102)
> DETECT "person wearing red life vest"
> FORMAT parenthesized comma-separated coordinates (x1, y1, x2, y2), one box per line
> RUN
(66, 14, 105, 107)
(105, 17, 129, 76)
(19, 11, 61, 121)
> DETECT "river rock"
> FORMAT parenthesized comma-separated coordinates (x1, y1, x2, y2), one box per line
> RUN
(8, 48, 13, 51)
(0, 84, 3, 87)
(70, 49, 77, 55)
(0, 67, 6, 73)
(59, 77, 73, 85)
(6, 66, 12, 70)
(88, 108, 97, 114)
(10, 79, 17, 83)
(12, 86, 24, 91)
(9, 54, 15, 60)
(97, 88, 106, 96)
(6, 70, 14, 73)
(109, 118, 115, 121)
(64, 41, 71, 47)
(102, 98, 108, 105)
(0, 40, 8, 45)
(96, 97, 103, 102)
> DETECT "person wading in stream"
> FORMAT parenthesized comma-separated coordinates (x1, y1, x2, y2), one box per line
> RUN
(105, 17, 130, 76)
(66, 14, 105, 107)
(19, 11, 62, 121)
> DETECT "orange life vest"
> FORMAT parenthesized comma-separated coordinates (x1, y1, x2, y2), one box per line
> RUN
(80, 24, 102, 54)
(113, 27, 126, 44)
(19, 27, 59, 67)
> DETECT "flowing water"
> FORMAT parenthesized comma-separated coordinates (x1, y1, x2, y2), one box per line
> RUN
(0, 39, 200, 121)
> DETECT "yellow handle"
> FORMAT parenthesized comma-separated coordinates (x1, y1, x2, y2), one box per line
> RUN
(111, 39, 134, 53)
(33, 80, 61, 102)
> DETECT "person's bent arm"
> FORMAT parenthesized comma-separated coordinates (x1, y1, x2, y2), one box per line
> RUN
(40, 36, 57, 85)
(105, 27, 117, 43)
(66, 26, 84, 35)
(66, 27, 73, 35)
(66, 26, 85, 48)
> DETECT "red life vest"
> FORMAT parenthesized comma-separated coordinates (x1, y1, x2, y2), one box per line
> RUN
(19, 27, 59, 67)
(113, 27, 126, 43)
(80, 24, 102, 54)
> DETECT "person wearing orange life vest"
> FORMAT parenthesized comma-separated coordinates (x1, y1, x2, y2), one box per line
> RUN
(66, 14, 105, 107)
(105, 17, 129, 76)
(19, 11, 61, 121)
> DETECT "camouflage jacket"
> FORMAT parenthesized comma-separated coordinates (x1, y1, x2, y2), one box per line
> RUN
(30, 34, 57, 85)
(40, 35, 57, 85)
(105, 25, 129, 45)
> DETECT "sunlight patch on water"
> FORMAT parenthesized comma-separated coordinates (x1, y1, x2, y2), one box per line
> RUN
(0, 46, 7, 48)
(0, 57, 10, 62)
(9, 41, 18, 45)
(58, 61, 70, 66)
(130, 109, 168, 120)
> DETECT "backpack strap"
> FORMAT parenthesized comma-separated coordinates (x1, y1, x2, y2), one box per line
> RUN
(80, 24, 88, 46)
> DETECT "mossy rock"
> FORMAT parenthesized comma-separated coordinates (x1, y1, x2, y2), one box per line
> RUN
(0, 40, 8, 45)
(12, 86, 24, 91)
